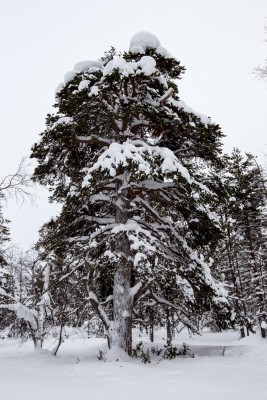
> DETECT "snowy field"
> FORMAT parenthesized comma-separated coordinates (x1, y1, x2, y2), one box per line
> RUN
(1, 329, 267, 400)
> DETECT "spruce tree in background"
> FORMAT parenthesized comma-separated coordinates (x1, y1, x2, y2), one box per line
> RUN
(213, 149, 267, 334)
(0, 205, 9, 268)
(0, 204, 10, 332)
(31, 32, 232, 355)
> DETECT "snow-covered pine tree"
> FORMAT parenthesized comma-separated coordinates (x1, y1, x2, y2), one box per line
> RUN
(31, 32, 232, 356)
(213, 149, 267, 334)
(0, 200, 11, 333)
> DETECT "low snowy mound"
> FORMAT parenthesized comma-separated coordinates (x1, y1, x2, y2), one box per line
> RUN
(129, 31, 173, 58)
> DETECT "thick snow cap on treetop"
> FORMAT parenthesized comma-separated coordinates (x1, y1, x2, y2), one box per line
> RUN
(129, 31, 173, 57)
(55, 32, 171, 97)
(55, 31, 212, 125)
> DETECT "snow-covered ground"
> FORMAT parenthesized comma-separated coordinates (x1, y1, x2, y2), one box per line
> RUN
(1, 329, 266, 400)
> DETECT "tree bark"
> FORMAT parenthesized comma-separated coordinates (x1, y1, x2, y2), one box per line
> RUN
(109, 253, 133, 355)
(107, 172, 133, 355)
(166, 309, 172, 342)
(240, 326, 245, 339)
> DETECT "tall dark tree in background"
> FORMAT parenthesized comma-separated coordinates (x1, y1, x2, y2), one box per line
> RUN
(213, 149, 267, 334)
(31, 32, 232, 355)
(0, 205, 9, 268)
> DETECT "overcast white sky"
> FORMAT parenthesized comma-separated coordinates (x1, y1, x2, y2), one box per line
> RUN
(0, 0, 267, 250)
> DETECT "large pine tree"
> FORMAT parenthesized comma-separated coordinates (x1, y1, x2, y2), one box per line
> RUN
(31, 32, 232, 355)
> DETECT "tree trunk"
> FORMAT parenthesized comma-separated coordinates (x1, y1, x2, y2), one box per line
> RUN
(108, 172, 133, 355)
(240, 326, 245, 339)
(166, 309, 172, 342)
(148, 307, 154, 342)
(31, 330, 42, 350)
(149, 324, 154, 342)
(109, 259, 133, 355)
(53, 324, 64, 356)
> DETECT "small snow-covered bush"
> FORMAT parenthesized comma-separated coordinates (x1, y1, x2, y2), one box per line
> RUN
(132, 340, 194, 363)
(132, 341, 151, 364)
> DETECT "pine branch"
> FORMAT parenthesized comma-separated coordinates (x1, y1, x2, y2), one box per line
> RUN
(149, 290, 199, 334)
(88, 291, 110, 329)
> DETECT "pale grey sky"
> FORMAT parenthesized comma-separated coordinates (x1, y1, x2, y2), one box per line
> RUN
(0, 0, 267, 250)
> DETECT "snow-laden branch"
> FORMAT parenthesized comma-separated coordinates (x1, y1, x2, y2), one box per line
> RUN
(168, 98, 212, 126)
(130, 281, 152, 305)
(0, 303, 38, 331)
(76, 135, 111, 147)
(88, 291, 110, 329)
(158, 87, 174, 104)
(129, 180, 176, 191)
(100, 295, 113, 306)
(89, 194, 112, 203)
(82, 141, 193, 183)
(84, 216, 116, 225)
(149, 291, 199, 334)
(0, 287, 16, 300)
(134, 196, 171, 226)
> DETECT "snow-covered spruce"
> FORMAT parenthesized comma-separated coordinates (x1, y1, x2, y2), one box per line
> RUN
(211, 149, 267, 335)
(31, 31, 232, 356)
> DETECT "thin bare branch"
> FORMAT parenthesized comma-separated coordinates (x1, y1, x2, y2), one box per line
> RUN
(0, 157, 35, 204)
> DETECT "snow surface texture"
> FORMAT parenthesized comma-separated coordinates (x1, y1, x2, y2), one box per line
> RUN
(1, 330, 267, 400)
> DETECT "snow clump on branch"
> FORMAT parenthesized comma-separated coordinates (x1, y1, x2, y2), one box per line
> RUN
(103, 56, 157, 77)
(129, 31, 173, 58)
(82, 141, 192, 184)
